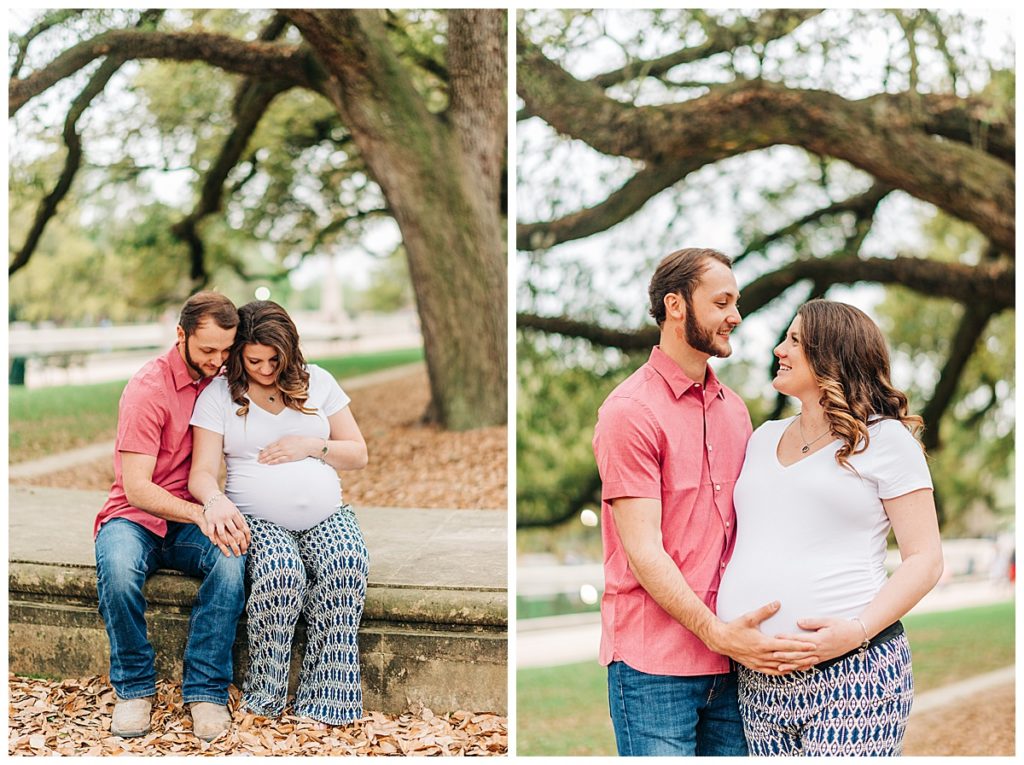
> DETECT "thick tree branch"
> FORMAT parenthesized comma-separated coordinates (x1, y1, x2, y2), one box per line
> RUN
(737, 182, 893, 262)
(10, 28, 320, 116)
(169, 13, 295, 285)
(520, 257, 1013, 350)
(11, 9, 86, 77)
(741, 256, 1013, 316)
(589, 10, 823, 89)
(915, 94, 1015, 165)
(300, 208, 391, 258)
(170, 80, 291, 284)
(517, 160, 692, 251)
(383, 11, 449, 82)
(920, 304, 995, 451)
(518, 43, 1015, 251)
(518, 313, 657, 351)
(10, 11, 165, 276)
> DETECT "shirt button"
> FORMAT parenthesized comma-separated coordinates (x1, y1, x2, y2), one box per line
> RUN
(721, 563, 726, 569)
(726, 521, 731, 528)
(695, 383, 701, 388)
(714, 484, 721, 491)
(707, 443, 713, 451)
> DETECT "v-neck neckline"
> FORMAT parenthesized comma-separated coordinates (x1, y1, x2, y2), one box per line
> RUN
(774, 416, 840, 469)
(246, 395, 286, 417)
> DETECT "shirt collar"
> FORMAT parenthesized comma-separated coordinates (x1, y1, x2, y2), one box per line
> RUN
(165, 344, 210, 393)
(648, 346, 726, 400)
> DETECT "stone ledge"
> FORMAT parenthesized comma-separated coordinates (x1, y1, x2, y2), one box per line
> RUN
(10, 561, 507, 629)
(9, 486, 507, 714)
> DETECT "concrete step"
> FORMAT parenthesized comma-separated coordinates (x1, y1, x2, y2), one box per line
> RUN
(8, 486, 507, 715)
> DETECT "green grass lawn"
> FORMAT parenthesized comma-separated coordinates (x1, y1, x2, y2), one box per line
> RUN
(8, 347, 423, 463)
(516, 600, 1015, 756)
(902, 600, 1015, 691)
(309, 347, 422, 381)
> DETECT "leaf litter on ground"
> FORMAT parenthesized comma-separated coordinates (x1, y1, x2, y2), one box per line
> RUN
(8, 675, 507, 756)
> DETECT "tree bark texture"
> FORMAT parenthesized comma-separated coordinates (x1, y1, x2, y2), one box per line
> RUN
(9, 30, 319, 116)
(285, 9, 507, 430)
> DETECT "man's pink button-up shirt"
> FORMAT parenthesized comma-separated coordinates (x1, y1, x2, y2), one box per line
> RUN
(593, 346, 753, 676)
(94, 345, 212, 539)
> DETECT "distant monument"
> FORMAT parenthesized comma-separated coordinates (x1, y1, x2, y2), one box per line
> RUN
(320, 249, 354, 335)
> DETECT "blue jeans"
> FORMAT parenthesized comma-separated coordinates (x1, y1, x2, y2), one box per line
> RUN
(608, 661, 748, 756)
(94, 517, 246, 705)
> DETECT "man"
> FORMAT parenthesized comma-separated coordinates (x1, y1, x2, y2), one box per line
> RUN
(593, 248, 817, 756)
(94, 291, 252, 741)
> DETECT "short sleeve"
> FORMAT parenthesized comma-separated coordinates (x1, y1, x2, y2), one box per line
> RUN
(116, 382, 165, 457)
(867, 419, 933, 499)
(311, 365, 350, 416)
(190, 378, 228, 435)
(593, 395, 663, 502)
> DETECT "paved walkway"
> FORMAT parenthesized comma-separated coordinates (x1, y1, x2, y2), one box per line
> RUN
(9, 362, 426, 480)
(909, 666, 1014, 716)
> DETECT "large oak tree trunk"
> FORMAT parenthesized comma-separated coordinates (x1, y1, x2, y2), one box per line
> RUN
(288, 10, 507, 430)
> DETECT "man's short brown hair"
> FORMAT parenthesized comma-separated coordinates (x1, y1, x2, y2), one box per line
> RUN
(179, 291, 238, 335)
(648, 248, 732, 326)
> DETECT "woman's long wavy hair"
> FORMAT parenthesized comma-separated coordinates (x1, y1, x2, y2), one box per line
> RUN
(227, 301, 316, 417)
(797, 299, 924, 471)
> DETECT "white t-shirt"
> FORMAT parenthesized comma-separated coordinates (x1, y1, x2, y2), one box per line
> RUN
(716, 416, 932, 635)
(190, 364, 351, 531)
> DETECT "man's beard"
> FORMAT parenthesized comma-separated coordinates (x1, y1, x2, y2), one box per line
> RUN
(685, 300, 729, 357)
(183, 336, 210, 379)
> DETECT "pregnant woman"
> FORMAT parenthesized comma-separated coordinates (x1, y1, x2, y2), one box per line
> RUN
(717, 299, 943, 756)
(188, 300, 369, 725)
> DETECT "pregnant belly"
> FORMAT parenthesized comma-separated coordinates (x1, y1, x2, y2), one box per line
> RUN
(717, 556, 881, 636)
(227, 459, 341, 531)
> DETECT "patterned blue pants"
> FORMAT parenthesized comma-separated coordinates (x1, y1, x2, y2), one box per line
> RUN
(738, 634, 914, 756)
(242, 507, 369, 725)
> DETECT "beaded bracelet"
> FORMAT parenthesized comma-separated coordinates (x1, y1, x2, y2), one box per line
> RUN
(202, 492, 225, 514)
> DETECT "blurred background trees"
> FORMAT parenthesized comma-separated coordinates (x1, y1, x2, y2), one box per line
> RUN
(10, 9, 507, 430)
(516, 8, 1014, 541)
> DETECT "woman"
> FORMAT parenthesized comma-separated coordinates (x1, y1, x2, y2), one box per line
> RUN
(188, 300, 369, 725)
(717, 299, 943, 756)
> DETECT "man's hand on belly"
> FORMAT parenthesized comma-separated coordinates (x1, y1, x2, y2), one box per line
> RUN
(708, 601, 820, 675)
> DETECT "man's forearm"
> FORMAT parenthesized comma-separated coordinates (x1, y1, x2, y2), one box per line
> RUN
(627, 546, 722, 648)
(125, 481, 203, 525)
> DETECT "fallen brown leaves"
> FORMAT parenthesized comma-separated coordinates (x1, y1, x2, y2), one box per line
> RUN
(8, 675, 508, 756)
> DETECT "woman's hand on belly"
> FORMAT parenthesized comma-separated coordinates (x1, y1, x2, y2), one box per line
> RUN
(257, 435, 318, 465)
(710, 601, 821, 675)
(773, 616, 865, 670)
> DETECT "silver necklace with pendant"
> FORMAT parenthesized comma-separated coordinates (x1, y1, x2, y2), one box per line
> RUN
(797, 413, 831, 453)
(251, 384, 277, 403)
